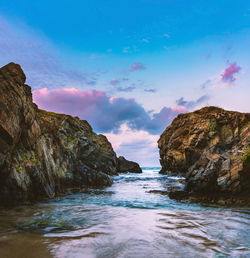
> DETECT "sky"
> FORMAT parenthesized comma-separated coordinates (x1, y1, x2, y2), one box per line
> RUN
(0, 0, 250, 166)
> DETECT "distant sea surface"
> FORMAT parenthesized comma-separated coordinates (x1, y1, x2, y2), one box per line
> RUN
(0, 168, 249, 258)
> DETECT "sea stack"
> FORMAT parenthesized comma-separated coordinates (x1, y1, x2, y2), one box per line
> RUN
(158, 106, 250, 204)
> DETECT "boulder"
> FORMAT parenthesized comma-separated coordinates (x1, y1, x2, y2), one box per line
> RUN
(117, 156, 142, 173)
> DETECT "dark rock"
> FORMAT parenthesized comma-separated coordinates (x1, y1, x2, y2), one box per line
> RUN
(147, 190, 169, 195)
(158, 106, 250, 205)
(0, 63, 139, 205)
(117, 156, 142, 173)
(75, 164, 113, 187)
(169, 190, 250, 206)
(169, 191, 190, 200)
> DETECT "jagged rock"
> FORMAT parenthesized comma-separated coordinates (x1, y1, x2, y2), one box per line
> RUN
(117, 156, 142, 173)
(0, 63, 139, 205)
(158, 106, 250, 204)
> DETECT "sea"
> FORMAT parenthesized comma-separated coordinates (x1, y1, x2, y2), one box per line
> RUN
(0, 168, 249, 258)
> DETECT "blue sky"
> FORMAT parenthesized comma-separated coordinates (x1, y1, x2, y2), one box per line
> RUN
(0, 0, 250, 165)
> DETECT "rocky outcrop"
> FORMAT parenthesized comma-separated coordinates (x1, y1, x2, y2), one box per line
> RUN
(0, 63, 140, 205)
(117, 156, 142, 173)
(158, 106, 250, 204)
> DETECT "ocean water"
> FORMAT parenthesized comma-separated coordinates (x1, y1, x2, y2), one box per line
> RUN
(0, 168, 249, 258)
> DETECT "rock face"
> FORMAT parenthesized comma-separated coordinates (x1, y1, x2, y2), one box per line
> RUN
(0, 63, 140, 205)
(117, 156, 142, 173)
(158, 106, 250, 204)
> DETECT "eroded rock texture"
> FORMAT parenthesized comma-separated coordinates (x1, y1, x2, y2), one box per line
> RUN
(158, 106, 250, 204)
(0, 63, 140, 205)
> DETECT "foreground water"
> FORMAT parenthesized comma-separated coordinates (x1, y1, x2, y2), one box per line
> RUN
(0, 168, 249, 258)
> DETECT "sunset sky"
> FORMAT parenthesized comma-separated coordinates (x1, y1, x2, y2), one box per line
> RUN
(1, 0, 250, 166)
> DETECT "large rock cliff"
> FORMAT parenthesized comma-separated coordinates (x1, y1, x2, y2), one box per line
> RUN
(0, 63, 140, 205)
(158, 106, 250, 204)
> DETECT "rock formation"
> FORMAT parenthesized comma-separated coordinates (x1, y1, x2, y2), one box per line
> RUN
(158, 106, 250, 204)
(117, 156, 142, 173)
(0, 62, 141, 205)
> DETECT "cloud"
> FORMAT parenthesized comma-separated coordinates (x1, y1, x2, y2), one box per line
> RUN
(221, 62, 241, 84)
(89, 53, 106, 60)
(130, 62, 146, 72)
(0, 15, 95, 89)
(86, 79, 97, 86)
(116, 86, 136, 92)
(104, 124, 159, 166)
(200, 61, 242, 89)
(200, 80, 212, 89)
(123, 47, 131, 53)
(201, 53, 212, 60)
(110, 79, 120, 85)
(122, 46, 138, 54)
(176, 95, 210, 109)
(33, 88, 185, 134)
(163, 33, 170, 38)
(144, 89, 157, 93)
(150, 106, 187, 131)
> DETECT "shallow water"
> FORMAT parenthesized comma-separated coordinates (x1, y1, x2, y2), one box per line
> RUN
(0, 168, 249, 258)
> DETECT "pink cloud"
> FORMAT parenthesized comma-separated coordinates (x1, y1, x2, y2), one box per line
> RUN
(130, 62, 146, 72)
(110, 79, 120, 85)
(221, 62, 241, 84)
(33, 88, 185, 134)
(171, 106, 188, 112)
(33, 88, 106, 120)
(105, 124, 160, 166)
